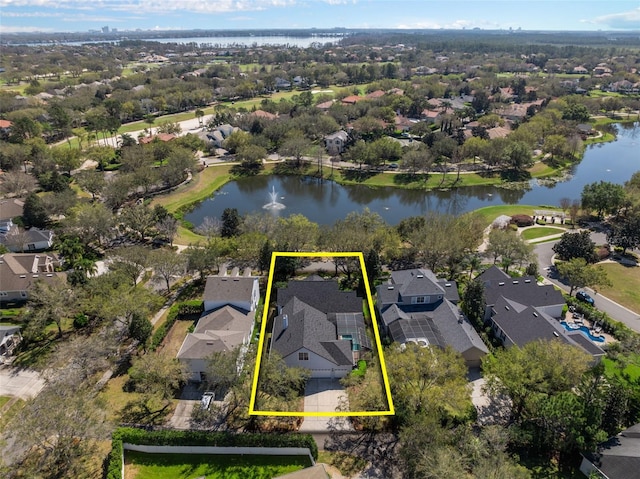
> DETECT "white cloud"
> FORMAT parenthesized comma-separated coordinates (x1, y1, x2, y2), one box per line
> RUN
(0, 25, 55, 32)
(0, 0, 299, 14)
(592, 8, 640, 29)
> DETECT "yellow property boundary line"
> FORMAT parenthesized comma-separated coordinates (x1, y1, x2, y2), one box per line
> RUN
(249, 251, 395, 417)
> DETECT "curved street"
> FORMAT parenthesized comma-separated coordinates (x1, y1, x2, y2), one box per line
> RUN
(533, 233, 640, 333)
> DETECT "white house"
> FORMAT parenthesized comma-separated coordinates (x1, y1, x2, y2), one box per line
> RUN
(177, 272, 260, 381)
(271, 277, 370, 378)
(177, 305, 254, 382)
(202, 275, 259, 313)
(324, 130, 349, 155)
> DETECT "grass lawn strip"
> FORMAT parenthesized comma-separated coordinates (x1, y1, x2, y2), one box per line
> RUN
(124, 451, 311, 479)
(521, 226, 566, 241)
(597, 262, 640, 314)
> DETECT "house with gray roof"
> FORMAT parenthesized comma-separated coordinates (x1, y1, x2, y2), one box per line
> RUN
(200, 124, 240, 148)
(0, 198, 25, 222)
(0, 227, 54, 253)
(177, 305, 254, 382)
(271, 277, 370, 378)
(580, 423, 640, 479)
(324, 130, 349, 155)
(478, 266, 604, 359)
(0, 253, 64, 303)
(203, 274, 259, 313)
(177, 272, 259, 381)
(376, 268, 488, 368)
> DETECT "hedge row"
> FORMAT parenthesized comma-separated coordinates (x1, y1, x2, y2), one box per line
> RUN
(105, 438, 123, 479)
(105, 427, 319, 477)
(565, 295, 635, 341)
(150, 300, 203, 351)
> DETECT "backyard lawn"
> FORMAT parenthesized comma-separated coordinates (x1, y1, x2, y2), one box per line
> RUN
(603, 353, 640, 383)
(124, 451, 312, 479)
(597, 262, 640, 314)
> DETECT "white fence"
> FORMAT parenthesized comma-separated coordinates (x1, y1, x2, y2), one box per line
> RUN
(120, 443, 315, 478)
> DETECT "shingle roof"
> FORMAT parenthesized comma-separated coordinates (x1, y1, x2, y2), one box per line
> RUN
(0, 253, 64, 293)
(430, 298, 488, 355)
(379, 268, 488, 357)
(0, 199, 24, 222)
(177, 305, 253, 360)
(566, 331, 605, 357)
(195, 305, 253, 335)
(482, 274, 564, 309)
(277, 278, 361, 314)
(271, 297, 353, 367)
(583, 423, 640, 479)
(389, 268, 445, 298)
(203, 276, 256, 310)
(477, 265, 510, 282)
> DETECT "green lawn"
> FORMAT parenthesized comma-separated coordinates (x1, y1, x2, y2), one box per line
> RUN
(0, 396, 11, 409)
(603, 353, 640, 383)
(125, 451, 312, 479)
(521, 226, 566, 241)
(597, 262, 640, 314)
(472, 205, 563, 228)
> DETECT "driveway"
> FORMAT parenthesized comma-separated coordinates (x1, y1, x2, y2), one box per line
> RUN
(168, 381, 202, 430)
(0, 366, 45, 400)
(299, 378, 352, 433)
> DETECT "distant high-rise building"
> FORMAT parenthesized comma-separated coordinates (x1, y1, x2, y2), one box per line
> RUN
(102, 25, 109, 33)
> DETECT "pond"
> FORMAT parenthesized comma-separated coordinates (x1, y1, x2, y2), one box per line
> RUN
(185, 123, 640, 226)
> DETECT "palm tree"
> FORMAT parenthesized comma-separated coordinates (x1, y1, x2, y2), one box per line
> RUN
(195, 109, 205, 127)
(467, 254, 482, 280)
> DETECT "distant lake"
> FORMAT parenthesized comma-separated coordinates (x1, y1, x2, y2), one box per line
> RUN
(185, 123, 640, 227)
(139, 35, 343, 47)
(13, 35, 342, 48)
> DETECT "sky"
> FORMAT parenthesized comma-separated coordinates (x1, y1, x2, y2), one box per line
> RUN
(1, 0, 639, 34)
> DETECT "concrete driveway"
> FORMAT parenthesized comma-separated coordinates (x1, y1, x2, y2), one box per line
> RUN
(0, 366, 45, 400)
(299, 378, 352, 433)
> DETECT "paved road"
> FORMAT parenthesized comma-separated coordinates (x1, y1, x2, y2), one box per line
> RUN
(534, 235, 640, 334)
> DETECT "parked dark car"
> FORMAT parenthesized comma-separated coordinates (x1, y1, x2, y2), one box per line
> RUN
(576, 291, 595, 306)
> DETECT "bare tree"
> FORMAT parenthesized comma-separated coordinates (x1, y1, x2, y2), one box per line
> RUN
(149, 249, 186, 294)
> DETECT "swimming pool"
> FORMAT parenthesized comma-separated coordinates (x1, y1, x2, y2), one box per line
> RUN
(560, 321, 605, 342)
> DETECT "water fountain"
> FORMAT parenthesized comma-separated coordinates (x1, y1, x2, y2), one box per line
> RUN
(263, 185, 286, 210)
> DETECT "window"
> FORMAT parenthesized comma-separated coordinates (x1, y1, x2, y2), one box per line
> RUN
(415, 296, 426, 304)
(28, 244, 35, 250)
(298, 352, 309, 361)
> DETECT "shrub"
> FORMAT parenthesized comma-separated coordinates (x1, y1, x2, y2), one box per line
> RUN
(596, 246, 610, 261)
(73, 313, 89, 329)
(536, 219, 546, 225)
(149, 300, 203, 351)
(510, 214, 534, 227)
(105, 438, 123, 479)
(565, 295, 633, 341)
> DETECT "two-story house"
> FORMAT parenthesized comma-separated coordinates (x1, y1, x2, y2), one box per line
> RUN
(478, 266, 605, 360)
(324, 130, 349, 155)
(177, 272, 260, 382)
(376, 268, 489, 368)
